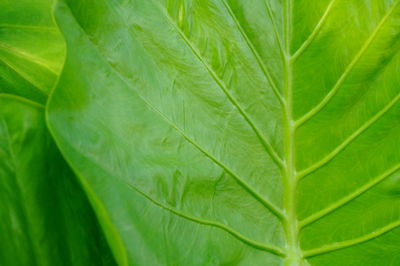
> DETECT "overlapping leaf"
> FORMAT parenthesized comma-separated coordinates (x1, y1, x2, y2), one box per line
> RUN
(0, 95, 115, 266)
(0, 1, 115, 265)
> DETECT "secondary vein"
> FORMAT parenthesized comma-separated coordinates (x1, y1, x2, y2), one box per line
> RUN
(125, 180, 287, 257)
(220, 0, 285, 106)
(69, 11, 285, 220)
(263, 0, 286, 62)
(0, 24, 57, 31)
(291, 0, 337, 61)
(297, 92, 400, 180)
(0, 41, 58, 75)
(0, 93, 44, 109)
(0, 56, 48, 96)
(156, 2, 285, 169)
(295, 0, 400, 128)
(300, 163, 400, 229)
(303, 220, 400, 258)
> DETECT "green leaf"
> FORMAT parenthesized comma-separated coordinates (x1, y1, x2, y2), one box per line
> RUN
(0, 94, 115, 266)
(47, 0, 400, 265)
(0, 0, 65, 104)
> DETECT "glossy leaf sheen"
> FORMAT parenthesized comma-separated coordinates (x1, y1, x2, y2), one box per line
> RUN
(47, 0, 400, 265)
(0, 95, 115, 266)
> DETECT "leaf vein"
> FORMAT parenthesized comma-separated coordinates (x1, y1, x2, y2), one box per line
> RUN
(300, 163, 400, 228)
(67, 12, 285, 220)
(295, 0, 400, 127)
(291, 0, 337, 61)
(124, 180, 287, 257)
(0, 93, 44, 108)
(0, 41, 58, 75)
(155, 2, 285, 169)
(0, 56, 48, 96)
(303, 220, 400, 258)
(220, 0, 285, 106)
(298, 92, 400, 179)
(263, 0, 285, 60)
(0, 24, 56, 31)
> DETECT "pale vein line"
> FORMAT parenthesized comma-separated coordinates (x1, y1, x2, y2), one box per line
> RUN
(156, 2, 285, 169)
(282, 0, 302, 263)
(284, 0, 292, 53)
(303, 220, 400, 258)
(70, 14, 285, 220)
(0, 24, 56, 31)
(58, 123, 286, 257)
(0, 41, 58, 75)
(0, 93, 44, 108)
(263, 0, 285, 61)
(0, 56, 48, 96)
(70, 123, 287, 256)
(291, 0, 337, 61)
(220, 0, 285, 106)
(136, 90, 284, 219)
(295, 0, 400, 128)
(125, 180, 286, 257)
(298, 92, 400, 179)
(300, 164, 400, 229)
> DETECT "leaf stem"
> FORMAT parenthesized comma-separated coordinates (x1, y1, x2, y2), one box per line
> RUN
(282, 0, 302, 264)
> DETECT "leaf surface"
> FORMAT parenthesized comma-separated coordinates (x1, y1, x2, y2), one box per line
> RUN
(0, 94, 115, 266)
(0, 0, 65, 104)
(47, 0, 400, 265)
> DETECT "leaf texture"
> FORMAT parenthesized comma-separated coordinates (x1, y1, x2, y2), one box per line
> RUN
(0, 94, 115, 266)
(47, 0, 400, 265)
(0, 0, 65, 104)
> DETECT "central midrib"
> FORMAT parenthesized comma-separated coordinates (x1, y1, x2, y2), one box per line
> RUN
(283, 0, 302, 265)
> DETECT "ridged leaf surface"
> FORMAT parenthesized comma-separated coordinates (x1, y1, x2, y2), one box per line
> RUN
(47, 0, 400, 265)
